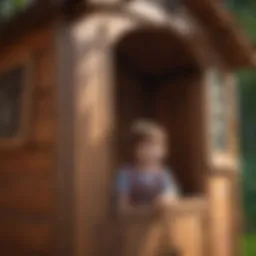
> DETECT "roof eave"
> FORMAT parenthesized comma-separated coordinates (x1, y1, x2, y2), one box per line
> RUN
(185, 0, 256, 70)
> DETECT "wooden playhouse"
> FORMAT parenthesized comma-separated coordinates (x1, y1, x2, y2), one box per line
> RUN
(0, 0, 255, 256)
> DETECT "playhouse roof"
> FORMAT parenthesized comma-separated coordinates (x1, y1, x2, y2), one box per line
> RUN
(0, 0, 255, 69)
(185, 0, 256, 68)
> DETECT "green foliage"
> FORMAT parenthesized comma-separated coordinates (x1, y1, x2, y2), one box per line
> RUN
(227, 0, 256, 41)
(231, 0, 256, 235)
(238, 69, 256, 232)
(243, 234, 256, 255)
(0, 0, 30, 21)
(226, 0, 256, 236)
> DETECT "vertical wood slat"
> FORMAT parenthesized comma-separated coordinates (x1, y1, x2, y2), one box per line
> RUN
(168, 199, 208, 256)
(56, 16, 116, 256)
(171, 212, 205, 256)
(156, 75, 206, 194)
(0, 173, 54, 214)
(208, 174, 233, 256)
(56, 26, 76, 256)
(74, 36, 114, 256)
(0, 28, 56, 255)
(0, 218, 52, 251)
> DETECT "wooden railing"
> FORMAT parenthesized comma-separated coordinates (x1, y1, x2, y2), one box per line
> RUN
(101, 197, 208, 256)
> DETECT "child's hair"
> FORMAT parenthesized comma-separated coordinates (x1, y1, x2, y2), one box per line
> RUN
(130, 120, 167, 149)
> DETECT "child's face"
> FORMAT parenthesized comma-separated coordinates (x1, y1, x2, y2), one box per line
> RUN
(135, 140, 167, 164)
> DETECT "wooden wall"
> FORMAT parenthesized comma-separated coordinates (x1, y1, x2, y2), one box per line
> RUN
(208, 173, 235, 256)
(0, 28, 56, 256)
(115, 65, 144, 165)
(156, 75, 206, 194)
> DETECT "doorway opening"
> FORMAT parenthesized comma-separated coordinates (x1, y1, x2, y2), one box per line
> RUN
(114, 28, 206, 195)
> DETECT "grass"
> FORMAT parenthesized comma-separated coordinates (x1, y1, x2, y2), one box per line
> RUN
(243, 234, 256, 255)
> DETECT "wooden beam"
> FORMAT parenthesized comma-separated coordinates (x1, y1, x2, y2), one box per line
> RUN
(56, 25, 76, 256)
(184, 0, 256, 68)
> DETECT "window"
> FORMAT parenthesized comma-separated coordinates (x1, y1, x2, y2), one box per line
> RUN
(210, 71, 228, 151)
(0, 62, 32, 148)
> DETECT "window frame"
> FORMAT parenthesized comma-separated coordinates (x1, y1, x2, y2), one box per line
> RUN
(0, 55, 33, 149)
(206, 69, 239, 170)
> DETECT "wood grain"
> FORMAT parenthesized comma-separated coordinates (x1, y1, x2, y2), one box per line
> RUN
(0, 173, 54, 214)
(0, 216, 53, 255)
(208, 174, 233, 256)
(0, 28, 56, 256)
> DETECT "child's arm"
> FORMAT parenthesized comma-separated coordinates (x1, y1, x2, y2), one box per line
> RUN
(117, 193, 153, 215)
(118, 198, 153, 216)
(154, 170, 180, 208)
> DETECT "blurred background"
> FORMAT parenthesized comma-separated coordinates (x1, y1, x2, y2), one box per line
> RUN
(226, 1, 256, 255)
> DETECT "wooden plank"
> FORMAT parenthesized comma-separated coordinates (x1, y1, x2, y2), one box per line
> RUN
(123, 217, 163, 256)
(56, 25, 76, 256)
(0, 245, 49, 256)
(36, 48, 56, 90)
(161, 198, 208, 256)
(171, 212, 205, 256)
(31, 115, 56, 144)
(0, 26, 56, 256)
(0, 28, 53, 63)
(208, 174, 233, 256)
(0, 173, 54, 214)
(30, 90, 56, 144)
(59, 15, 116, 256)
(156, 75, 206, 194)
(0, 150, 53, 174)
(0, 245, 50, 256)
(34, 91, 56, 119)
(0, 216, 52, 255)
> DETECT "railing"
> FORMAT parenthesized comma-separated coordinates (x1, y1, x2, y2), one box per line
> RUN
(102, 197, 207, 256)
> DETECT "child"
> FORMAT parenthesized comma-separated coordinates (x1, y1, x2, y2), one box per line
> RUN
(115, 120, 179, 213)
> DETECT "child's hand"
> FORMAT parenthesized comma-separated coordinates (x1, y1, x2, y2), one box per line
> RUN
(117, 196, 153, 216)
(154, 194, 177, 212)
(119, 204, 156, 218)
